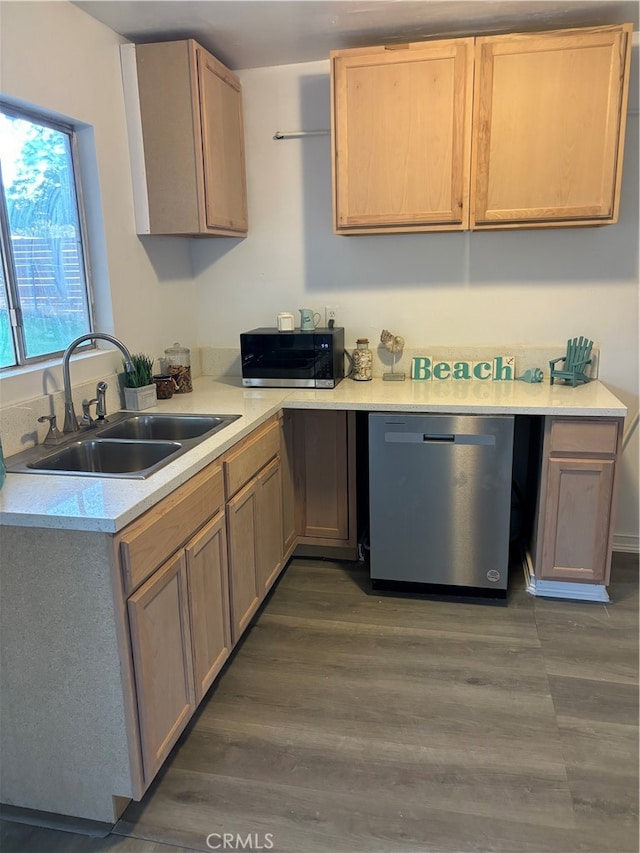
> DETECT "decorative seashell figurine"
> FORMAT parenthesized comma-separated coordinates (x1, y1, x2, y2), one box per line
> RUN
(380, 329, 405, 354)
(516, 367, 544, 383)
(380, 329, 406, 381)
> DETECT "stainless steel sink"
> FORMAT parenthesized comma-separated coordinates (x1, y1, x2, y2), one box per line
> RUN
(29, 439, 182, 477)
(5, 412, 242, 479)
(97, 414, 234, 441)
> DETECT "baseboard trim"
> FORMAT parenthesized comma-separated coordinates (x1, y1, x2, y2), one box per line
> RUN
(527, 576, 610, 602)
(613, 534, 640, 554)
(294, 543, 359, 561)
(521, 549, 610, 602)
(0, 803, 112, 837)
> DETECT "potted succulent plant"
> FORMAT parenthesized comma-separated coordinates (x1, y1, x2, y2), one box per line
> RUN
(122, 353, 157, 411)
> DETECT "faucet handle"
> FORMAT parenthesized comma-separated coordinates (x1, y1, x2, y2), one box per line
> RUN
(38, 415, 64, 446)
(81, 399, 98, 427)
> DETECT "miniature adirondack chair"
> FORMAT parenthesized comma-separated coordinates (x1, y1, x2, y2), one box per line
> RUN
(549, 336, 593, 386)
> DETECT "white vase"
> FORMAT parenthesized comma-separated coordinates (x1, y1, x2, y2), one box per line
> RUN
(123, 384, 156, 411)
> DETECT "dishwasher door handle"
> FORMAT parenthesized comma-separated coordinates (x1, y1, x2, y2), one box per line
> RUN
(384, 432, 496, 446)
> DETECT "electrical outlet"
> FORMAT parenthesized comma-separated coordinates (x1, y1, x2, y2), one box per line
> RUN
(325, 305, 338, 327)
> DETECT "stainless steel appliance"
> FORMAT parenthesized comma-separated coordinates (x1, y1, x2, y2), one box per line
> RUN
(368, 413, 514, 596)
(240, 327, 345, 388)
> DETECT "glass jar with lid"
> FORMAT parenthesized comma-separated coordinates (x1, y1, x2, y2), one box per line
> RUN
(352, 338, 373, 381)
(164, 342, 192, 393)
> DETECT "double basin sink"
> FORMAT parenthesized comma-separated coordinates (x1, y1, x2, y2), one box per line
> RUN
(6, 412, 241, 479)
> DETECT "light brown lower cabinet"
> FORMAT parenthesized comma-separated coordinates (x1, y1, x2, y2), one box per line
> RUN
(223, 415, 285, 642)
(114, 408, 359, 799)
(127, 551, 196, 782)
(280, 410, 297, 559)
(226, 477, 262, 640)
(118, 462, 230, 785)
(121, 416, 291, 791)
(534, 417, 622, 584)
(292, 409, 358, 558)
(257, 456, 284, 593)
(126, 504, 232, 782)
(186, 511, 232, 702)
(225, 456, 284, 640)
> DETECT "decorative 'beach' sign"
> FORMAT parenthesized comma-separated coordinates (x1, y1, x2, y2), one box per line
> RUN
(411, 356, 515, 381)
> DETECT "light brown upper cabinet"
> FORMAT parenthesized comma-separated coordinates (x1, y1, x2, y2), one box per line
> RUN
(331, 39, 475, 233)
(331, 24, 632, 234)
(134, 39, 248, 236)
(471, 24, 633, 229)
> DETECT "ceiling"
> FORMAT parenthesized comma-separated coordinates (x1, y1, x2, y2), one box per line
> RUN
(74, 0, 639, 70)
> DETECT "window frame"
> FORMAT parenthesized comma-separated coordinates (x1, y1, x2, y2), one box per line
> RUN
(0, 102, 96, 369)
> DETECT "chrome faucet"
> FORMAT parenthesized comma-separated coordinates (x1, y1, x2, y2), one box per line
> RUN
(62, 334, 134, 434)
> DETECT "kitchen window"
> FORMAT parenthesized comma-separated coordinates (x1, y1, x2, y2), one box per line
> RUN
(0, 104, 94, 369)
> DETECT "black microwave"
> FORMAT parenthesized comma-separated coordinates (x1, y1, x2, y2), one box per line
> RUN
(240, 327, 345, 388)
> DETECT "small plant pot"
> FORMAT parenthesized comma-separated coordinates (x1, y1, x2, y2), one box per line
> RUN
(123, 384, 157, 411)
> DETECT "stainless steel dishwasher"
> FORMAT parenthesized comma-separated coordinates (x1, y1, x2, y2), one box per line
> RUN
(368, 413, 514, 596)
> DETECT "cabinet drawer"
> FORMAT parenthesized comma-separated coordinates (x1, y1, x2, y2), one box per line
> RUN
(119, 463, 224, 594)
(223, 417, 280, 497)
(549, 418, 620, 457)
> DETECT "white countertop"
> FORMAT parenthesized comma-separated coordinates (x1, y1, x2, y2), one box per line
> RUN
(283, 374, 627, 416)
(0, 376, 626, 533)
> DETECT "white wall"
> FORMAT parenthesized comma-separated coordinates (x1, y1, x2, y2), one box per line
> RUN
(0, 1, 199, 386)
(192, 59, 639, 544)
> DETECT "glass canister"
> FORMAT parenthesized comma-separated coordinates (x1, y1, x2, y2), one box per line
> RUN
(153, 374, 176, 399)
(164, 342, 193, 393)
(352, 338, 373, 381)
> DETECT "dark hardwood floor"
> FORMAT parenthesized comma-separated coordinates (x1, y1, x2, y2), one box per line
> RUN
(2, 553, 638, 853)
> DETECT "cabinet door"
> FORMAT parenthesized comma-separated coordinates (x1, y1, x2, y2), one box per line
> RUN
(257, 456, 284, 594)
(226, 478, 261, 641)
(132, 39, 247, 236)
(280, 410, 297, 558)
(471, 25, 632, 229)
(197, 46, 248, 234)
(331, 39, 474, 233)
(185, 511, 232, 703)
(127, 552, 195, 782)
(539, 457, 615, 583)
(293, 410, 357, 554)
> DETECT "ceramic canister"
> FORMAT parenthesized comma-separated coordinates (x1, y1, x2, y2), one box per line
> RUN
(277, 312, 295, 331)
